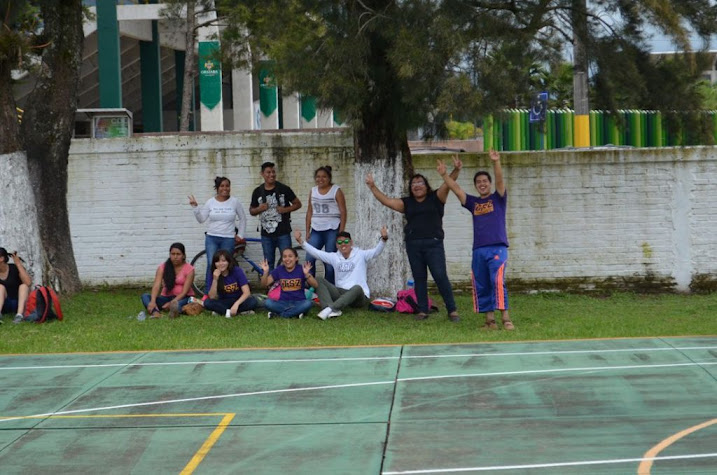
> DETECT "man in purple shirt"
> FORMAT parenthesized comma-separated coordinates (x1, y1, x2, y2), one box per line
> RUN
(438, 150, 514, 330)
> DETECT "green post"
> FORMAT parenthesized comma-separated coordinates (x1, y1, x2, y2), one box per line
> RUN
(97, 0, 122, 107)
(484, 116, 493, 151)
(139, 21, 163, 132)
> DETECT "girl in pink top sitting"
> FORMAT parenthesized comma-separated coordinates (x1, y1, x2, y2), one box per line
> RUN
(141, 242, 195, 319)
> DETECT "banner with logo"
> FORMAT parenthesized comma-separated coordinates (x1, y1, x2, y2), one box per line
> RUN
(198, 41, 221, 110)
(259, 62, 277, 117)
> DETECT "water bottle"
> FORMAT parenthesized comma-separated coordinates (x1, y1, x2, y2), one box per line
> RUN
(305, 287, 315, 301)
(406, 279, 414, 289)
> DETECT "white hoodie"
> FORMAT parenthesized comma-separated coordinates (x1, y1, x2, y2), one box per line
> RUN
(302, 239, 385, 297)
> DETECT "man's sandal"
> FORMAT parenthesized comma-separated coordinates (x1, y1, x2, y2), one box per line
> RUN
(502, 319, 515, 331)
(481, 320, 498, 330)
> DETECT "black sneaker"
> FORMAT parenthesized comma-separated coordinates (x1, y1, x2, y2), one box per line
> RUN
(267, 311, 276, 319)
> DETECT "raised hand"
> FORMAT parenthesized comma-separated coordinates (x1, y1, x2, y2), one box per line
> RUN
(188, 194, 198, 207)
(489, 149, 500, 161)
(302, 261, 313, 276)
(452, 154, 463, 169)
(293, 229, 303, 244)
(436, 159, 447, 176)
(260, 259, 270, 274)
(365, 173, 375, 187)
(380, 226, 388, 240)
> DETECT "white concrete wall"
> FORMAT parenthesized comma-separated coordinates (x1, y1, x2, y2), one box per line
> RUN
(68, 134, 717, 292)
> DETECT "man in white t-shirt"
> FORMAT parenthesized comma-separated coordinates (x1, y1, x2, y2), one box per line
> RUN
(294, 227, 388, 320)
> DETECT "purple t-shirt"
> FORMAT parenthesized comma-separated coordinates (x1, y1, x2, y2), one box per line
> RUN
(207, 266, 249, 300)
(270, 265, 306, 301)
(462, 191, 509, 249)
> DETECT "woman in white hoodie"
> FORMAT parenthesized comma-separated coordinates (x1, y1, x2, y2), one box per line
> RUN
(294, 227, 388, 320)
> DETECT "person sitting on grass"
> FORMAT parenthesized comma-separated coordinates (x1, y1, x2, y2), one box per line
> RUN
(203, 249, 257, 317)
(141, 242, 196, 319)
(0, 247, 32, 324)
(294, 226, 388, 320)
(260, 248, 318, 319)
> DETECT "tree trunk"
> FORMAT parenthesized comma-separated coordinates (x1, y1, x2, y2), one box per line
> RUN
(0, 58, 23, 154)
(21, 0, 83, 293)
(353, 121, 413, 296)
(180, 0, 197, 131)
(0, 152, 44, 284)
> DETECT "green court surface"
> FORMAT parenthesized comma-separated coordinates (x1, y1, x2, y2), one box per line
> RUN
(0, 337, 715, 474)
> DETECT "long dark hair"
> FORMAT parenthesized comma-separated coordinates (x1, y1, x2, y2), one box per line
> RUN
(211, 249, 237, 295)
(163, 243, 186, 290)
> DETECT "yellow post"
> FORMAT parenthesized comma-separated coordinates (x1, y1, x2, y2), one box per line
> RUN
(574, 114, 590, 147)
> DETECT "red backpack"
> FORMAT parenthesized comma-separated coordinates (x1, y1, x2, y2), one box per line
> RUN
(23, 286, 64, 323)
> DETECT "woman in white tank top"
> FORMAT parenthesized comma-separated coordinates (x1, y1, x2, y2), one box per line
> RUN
(305, 166, 347, 284)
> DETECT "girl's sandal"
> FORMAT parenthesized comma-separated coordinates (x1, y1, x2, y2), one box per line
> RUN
(502, 319, 515, 331)
(481, 320, 498, 330)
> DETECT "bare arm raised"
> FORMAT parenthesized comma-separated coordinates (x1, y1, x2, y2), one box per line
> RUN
(490, 149, 506, 197)
(437, 156, 467, 205)
(365, 173, 405, 213)
(435, 158, 462, 203)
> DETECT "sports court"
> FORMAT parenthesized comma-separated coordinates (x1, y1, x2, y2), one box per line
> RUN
(1, 336, 715, 474)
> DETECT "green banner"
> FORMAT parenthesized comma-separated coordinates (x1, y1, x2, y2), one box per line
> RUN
(198, 41, 221, 110)
(300, 95, 316, 122)
(259, 62, 277, 116)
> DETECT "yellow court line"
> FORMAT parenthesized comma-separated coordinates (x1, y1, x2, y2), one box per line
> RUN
(638, 418, 717, 474)
(180, 412, 235, 475)
(0, 412, 236, 474)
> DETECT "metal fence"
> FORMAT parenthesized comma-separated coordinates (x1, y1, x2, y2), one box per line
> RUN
(482, 109, 717, 151)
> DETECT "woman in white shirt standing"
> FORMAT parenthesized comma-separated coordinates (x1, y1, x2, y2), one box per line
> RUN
(188, 176, 247, 289)
(305, 166, 347, 284)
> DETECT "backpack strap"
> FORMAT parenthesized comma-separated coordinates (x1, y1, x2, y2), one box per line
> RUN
(49, 287, 63, 321)
(37, 286, 51, 323)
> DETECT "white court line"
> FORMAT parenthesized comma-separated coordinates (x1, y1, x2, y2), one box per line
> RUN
(1, 360, 715, 424)
(397, 361, 717, 383)
(382, 452, 717, 474)
(0, 380, 395, 423)
(0, 345, 714, 372)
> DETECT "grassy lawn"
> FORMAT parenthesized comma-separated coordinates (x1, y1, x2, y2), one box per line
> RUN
(1, 288, 715, 354)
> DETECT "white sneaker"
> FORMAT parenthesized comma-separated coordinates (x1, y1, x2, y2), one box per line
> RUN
(328, 309, 342, 318)
(298, 313, 304, 319)
(317, 307, 332, 320)
(267, 311, 276, 319)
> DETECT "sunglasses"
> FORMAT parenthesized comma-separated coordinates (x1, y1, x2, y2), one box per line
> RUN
(336, 239, 351, 245)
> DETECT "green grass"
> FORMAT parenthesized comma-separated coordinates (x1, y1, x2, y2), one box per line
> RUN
(1, 288, 715, 354)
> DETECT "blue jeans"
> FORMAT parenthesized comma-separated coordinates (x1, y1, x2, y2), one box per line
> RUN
(141, 294, 190, 314)
(264, 298, 313, 318)
(1, 298, 18, 314)
(261, 233, 293, 271)
(204, 295, 258, 315)
(307, 228, 338, 284)
(205, 234, 236, 285)
(405, 238, 457, 314)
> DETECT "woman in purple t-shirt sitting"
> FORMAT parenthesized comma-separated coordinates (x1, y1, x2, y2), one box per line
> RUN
(204, 250, 258, 317)
(260, 248, 318, 319)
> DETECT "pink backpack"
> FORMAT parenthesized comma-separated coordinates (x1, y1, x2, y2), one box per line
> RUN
(396, 288, 437, 314)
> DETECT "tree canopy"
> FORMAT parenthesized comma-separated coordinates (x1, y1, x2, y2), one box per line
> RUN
(219, 0, 717, 150)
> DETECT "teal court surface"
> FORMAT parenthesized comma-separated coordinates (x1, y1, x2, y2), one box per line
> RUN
(0, 337, 715, 474)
